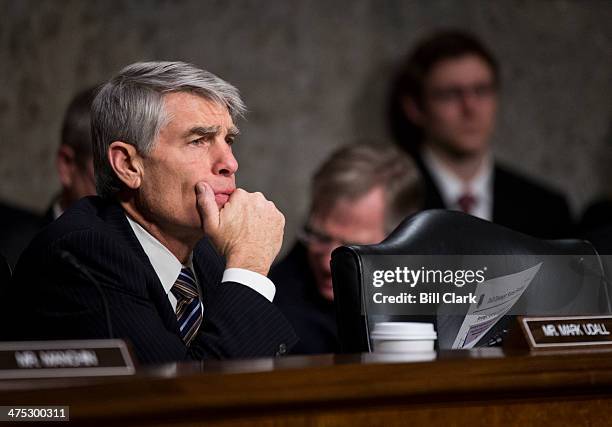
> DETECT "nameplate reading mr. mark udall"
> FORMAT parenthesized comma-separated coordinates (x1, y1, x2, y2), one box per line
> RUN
(520, 315, 612, 350)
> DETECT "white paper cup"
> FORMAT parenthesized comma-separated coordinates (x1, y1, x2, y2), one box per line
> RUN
(363, 351, 437, 363)
(371, 322, 437, 353)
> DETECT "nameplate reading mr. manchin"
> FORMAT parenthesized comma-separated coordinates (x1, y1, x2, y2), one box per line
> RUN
(0, 339, 135, 379)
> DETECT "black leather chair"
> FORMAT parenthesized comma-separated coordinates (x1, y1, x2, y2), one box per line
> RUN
(331, 210, 611, 353)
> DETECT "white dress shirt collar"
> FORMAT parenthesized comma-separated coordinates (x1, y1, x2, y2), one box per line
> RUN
(422, 145, 493, 221)
(125, 214, 189, 297)
(52, 199, 64, 220)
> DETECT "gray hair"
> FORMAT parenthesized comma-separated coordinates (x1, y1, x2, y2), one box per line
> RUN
(91, 61, 246, 199)
(310, 142, 423, 233)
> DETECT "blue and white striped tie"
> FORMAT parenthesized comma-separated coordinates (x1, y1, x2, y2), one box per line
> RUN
(171, 267, 203, 345)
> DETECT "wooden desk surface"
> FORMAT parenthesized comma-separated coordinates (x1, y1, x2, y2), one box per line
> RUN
(1, 348, 611, 426)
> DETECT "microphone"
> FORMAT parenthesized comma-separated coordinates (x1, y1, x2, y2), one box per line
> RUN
(59, 250, 114, 339)
(486, 328, 508, 347)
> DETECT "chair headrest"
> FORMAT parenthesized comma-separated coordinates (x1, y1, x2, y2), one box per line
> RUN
(356, 209, 595, 256)
(330, 210, 604, 353)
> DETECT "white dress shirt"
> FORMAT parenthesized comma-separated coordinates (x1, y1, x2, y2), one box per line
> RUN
(125, 215, 276, 312)
(422, 146, 494, 221)
(52, 199, 63, 220)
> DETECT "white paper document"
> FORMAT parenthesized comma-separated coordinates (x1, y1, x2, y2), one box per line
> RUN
(451, 262, 543, 349)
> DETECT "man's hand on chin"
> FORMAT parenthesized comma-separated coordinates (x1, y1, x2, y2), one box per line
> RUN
(195, 181, 284, 276)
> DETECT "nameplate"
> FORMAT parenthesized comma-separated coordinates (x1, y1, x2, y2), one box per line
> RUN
(518, 315, 612, 350)
(0, 340, 136, 379)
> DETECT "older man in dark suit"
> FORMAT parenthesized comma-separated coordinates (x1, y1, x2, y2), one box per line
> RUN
(1, 61, 297, 364)
(271, 142, 423, 354)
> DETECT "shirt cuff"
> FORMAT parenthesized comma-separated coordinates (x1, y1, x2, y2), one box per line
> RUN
(222, 268, 276, 302)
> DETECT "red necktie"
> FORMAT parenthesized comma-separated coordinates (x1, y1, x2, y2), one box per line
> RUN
(457, 193, 476, 214)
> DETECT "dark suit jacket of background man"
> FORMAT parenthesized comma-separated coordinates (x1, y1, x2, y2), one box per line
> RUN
(415, 156, 574, 239)
(0, 196, 297, 365)
(271, 242, 338, 355)
(0, 201, 42, 269)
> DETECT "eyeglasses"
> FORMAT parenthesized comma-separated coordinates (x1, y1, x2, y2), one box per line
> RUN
(427, 82, 497, 103)
(298, 224, 357, 250)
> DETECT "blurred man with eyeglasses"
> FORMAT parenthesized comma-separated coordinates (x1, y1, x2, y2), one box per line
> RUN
(389, 30, 573, 238)
(270, 142, 422, 354)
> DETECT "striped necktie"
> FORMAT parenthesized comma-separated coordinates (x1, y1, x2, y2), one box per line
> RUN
(171, 267, 203, 345)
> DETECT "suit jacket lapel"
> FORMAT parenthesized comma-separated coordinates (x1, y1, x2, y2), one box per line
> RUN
(100, 199, 181, 335)
(414, 152, 447, 210)
(192, 238, 224, 306)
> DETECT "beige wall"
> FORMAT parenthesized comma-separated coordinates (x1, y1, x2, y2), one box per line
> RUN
(1, 0, 611, 251)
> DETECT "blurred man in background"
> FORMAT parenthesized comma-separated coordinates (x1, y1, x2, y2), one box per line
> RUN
(389, 30, 573, 239)
(0, 87, 98, 267)
(45, 86, 98, 223)
(271, 142, 422, 354)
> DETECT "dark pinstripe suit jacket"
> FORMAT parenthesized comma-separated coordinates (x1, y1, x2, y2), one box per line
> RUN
(1, 197, 297, 365)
